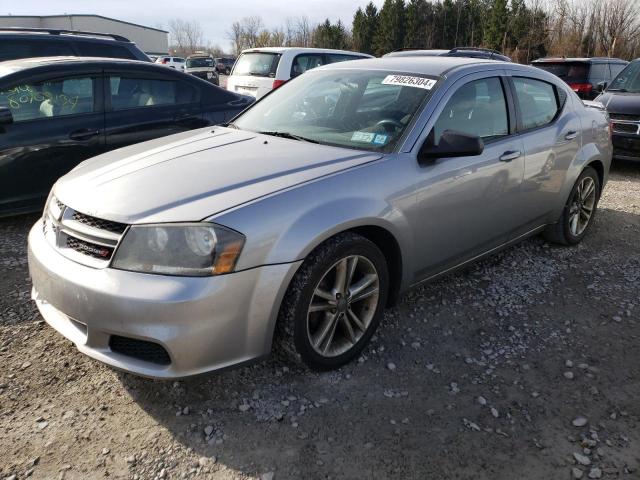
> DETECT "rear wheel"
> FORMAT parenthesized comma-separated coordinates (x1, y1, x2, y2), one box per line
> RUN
(277, 233, 389, 370)
(543, 166, 600, 245)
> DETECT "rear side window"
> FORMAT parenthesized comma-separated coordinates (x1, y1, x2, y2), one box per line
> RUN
(74, 42, 137, 59)
(291, 54, 324, 77)
(0, 76, 96, 122)
(109, 75, 198, 110)
(588, 63, 608, 82)
(533, 62, 588, 83)
(433, 77, 509, 142)
(513, 77, 559, 130)
(231, 52, 280, 77)
(325, 54, 365, 64)
(0, 39, 75, 61)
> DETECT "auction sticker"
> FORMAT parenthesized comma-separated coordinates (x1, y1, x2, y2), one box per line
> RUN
(382, 75, 437, 90)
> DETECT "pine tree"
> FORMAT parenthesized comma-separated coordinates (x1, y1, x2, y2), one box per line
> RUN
(484, 0, 509, 50)
(374, 0, 406, 56)
(352, 3, 379, 54)
(405, 0, 430, 48)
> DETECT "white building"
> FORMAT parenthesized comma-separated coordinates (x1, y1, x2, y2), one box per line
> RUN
(0, 14, 169, 55)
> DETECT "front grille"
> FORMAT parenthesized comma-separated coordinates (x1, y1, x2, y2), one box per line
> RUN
(109, 335, 171, 365)
(71, 211, 127, 234)
(67, 236, 114, 260)
(609, 113, 640, 122)
(191, 71, 208, 79)
(612, 122, 639, 134)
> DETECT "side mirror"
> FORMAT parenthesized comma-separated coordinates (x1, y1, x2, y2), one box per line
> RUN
(0, 107, 13, 126)
(597, 81, 607, 93)
(418, 129, 484, 164)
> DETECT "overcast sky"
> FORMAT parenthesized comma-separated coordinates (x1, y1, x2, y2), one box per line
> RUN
(8, 0, 382, 51)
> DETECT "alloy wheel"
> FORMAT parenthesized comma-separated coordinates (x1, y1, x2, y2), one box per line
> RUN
(568, 176, 597, 236)
(306, 255, 380, 357)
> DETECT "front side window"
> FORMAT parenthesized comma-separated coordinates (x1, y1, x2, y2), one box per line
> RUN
(433, 77, 509, 143)
(233, 69, 439, 152)
(609, 60, 640, 92)
(513, 77, 559, 130)
(0, 76, 95, 122)
(109, 76, 197, 110)
(291, 54, 325, 77)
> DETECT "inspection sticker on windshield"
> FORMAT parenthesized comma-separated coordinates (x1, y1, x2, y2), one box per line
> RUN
(351, 131, 376, 143)
(382, 75, 437, 90)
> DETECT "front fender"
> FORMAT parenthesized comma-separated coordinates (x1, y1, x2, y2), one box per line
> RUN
(212, 161, 415, 288)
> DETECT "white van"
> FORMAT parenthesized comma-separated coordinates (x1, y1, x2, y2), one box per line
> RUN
(226, 47, 373, 99)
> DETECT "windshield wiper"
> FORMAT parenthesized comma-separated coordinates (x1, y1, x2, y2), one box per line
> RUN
(258, 131, 320, 144)
(607, 88, 628, 92)
(221, 122, 239, 129)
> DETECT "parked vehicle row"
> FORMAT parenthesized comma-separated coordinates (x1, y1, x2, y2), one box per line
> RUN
(0, 57, 253, 216)
(27, 56, 612, 378)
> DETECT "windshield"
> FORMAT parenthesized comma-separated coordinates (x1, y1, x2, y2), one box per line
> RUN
(533, 62, 588, 82)
(231, 52, 281, 77)
(186, 57, 214, 68)
(233, 69, 439, 153)
(609, 60, 640, 92)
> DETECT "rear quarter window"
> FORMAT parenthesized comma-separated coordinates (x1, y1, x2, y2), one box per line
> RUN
(74, 42, 137, 59)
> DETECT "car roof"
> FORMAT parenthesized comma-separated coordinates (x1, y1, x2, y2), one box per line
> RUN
(0, 56, 164, 78)
(315, 56, 508, 77)
(532, 57, 628, 63)
(240, 47, 373, 57)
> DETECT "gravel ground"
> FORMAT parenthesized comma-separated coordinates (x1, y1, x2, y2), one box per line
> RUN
(1, 161, 639, 480)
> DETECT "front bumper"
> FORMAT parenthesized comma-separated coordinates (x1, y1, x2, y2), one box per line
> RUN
(28, 220, 301, 378)
(612, 133, 640, 161)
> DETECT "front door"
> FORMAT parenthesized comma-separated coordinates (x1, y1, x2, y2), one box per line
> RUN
(0, 74, 105, 215)
(409, 75, 525, 281)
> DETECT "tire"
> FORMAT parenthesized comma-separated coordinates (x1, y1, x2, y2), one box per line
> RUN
(276, 232, 389, 370)
(543, 166, 601, 245)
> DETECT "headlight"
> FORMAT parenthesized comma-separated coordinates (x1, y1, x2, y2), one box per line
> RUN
(112, 223, 245, 276)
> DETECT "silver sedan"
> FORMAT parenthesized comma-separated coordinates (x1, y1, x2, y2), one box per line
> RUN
(28, 57, 612, 378)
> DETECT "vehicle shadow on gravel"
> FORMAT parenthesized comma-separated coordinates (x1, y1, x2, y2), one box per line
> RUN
(115, 203, 640, 479)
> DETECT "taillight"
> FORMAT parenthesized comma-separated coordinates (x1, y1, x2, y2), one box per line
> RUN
(161, 59, 168, 64)
(569, 83, 593, 96)
(272, 79, 286, 89)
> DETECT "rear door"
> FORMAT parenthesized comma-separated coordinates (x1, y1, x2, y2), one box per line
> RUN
(103, 67, 206, 151)
(0, 71, 105, 214)
(506, 73, 580, 233)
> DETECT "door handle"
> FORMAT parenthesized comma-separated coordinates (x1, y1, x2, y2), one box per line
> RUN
(69, 128, 100, 141)
(499, 150, 521, 162)
(565, 130, 578, 140)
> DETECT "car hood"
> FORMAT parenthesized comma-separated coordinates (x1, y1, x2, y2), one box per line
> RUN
(54, 127, 382, 224)
(596, 91, 640, 115)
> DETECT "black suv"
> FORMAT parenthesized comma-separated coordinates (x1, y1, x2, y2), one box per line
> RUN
(0, 27, 150, 62)
(531, 57, 628, 100)
(215, 57, 236, 75)
(384, 47, 512, 62)
(596, 59, 640, 162)
(0, 57, 254, 216)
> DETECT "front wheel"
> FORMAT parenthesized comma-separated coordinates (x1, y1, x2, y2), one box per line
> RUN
(543, 166, 601, 245)
(276, 233, 389, 370)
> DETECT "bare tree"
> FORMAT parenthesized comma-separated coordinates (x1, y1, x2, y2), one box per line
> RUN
(596, 0, 640, 57)
(227, 21, 245, 55)
(169, 19, 205, 55)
